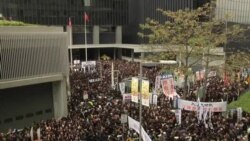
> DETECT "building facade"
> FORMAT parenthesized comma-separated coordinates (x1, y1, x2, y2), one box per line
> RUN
(215, 0, 250, 52)
(0, 26, 69, 132)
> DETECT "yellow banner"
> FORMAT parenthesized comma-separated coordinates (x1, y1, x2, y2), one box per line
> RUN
(142, 80, 149, 107)
(131, 77, 139, 103)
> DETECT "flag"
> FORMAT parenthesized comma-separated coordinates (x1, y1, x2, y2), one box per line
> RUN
(30, 127, 34, 141)
(68, 17, 72, 27)
(84, 12, 89, 22)
(37, 128, 41, 141)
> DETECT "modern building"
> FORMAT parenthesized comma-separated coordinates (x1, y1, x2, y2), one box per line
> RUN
(0, 26, 69, 132)
(0, 0, 209, 61)
(215, 0, 250, 52)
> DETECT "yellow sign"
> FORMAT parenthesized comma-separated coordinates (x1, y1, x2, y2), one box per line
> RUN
(131, 77, 138, 96)
(142, 80, 149, 99)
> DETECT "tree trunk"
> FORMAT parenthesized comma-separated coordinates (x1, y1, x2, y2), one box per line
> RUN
(203, 47, 210, 101)
(184, 75, 188, 99)
(183, 45, 189, 99)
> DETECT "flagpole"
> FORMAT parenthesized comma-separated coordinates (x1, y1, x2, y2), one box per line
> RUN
(85, 13, 88, 62)
(69, 24, 73, 68)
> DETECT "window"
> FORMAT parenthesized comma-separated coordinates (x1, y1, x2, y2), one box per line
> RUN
(36, 111, 43, 116)
(16, 115, 24, 120)
(84, 0, 91, 7)
(4, 118, 13, 123)
(26, 113, 34, 118)
(45, 108, 52, 113)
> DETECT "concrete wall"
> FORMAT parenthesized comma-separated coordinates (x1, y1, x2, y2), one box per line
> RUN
(0, 26, 63, 33)
(0, 83, 54, 132)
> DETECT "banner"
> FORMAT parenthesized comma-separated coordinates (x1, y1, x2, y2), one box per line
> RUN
(208, 71, 217, 78)
(89, 78, 101, 83)
(123, 93, 131, 103)
(121, 114, 128, 124)
(131, 77, 139, 103)
(175, 109, 182, 125)
(128, 116, 152, 141)
(83, 91, 88, 100)
(237, 107, 242, 122)
(142, 80, 150, 107)
(155, 76, 161, 90)
(161, 77, 175, 97)
(152, 94, 158, 105)
(178, 99, 227, 112)
(196, 69, 205, 81)
(119, 82, 126, 94)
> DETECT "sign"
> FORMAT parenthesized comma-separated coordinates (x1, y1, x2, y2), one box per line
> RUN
(74, 60, 81, 65)
(237, 107, 242, 121)
(208, 71, 217, 78)
(81, 61, 96, 68)
(196, 69, 205, 81)
(123, 93, 131, 103)
(178, 99, 227, 112)
(142, 80, 150, 107)
(83, 91, 88, 100)
(155, 76, 161, 90)
(175, 109, 182, 125)
(152, 94, 158, 105)
(161, 77, 175, 97)
(121, 114, 128, 124)
(119, 82, 126, 94)
(89, 78, 101, 83)
(131, 77, 139, 103)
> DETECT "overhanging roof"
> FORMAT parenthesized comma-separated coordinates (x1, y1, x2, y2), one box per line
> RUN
(69, 44, 225, 55)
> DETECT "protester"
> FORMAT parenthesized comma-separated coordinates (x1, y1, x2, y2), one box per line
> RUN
(0, 60, 249, 141)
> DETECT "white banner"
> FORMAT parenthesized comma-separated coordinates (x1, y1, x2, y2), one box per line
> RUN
(178, 99, 227, 112)
(128, 116, 152, 141)
(89, 78, 101, 83)
(123, 93, 131, 103)
(131, 77, 139, 103)
(175, 109, 182, 125)
(142, 80, 150, 107)
(155, 75, 161, 90)
(119, 82, 126, 94)
(237, 107, 242, 121)
(208, 71, 217, 78)
(153, 94, 158, 105)
(83, 91, 88, 100)
(121, 114, 128, 124)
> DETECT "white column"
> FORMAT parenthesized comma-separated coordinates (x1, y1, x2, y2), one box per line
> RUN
(52, 79, 68, 119)
(115, 26, 122, 44)
(93, 25, 100, 44)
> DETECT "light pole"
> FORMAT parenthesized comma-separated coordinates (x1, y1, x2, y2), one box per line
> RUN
(139, 52, 144, 141)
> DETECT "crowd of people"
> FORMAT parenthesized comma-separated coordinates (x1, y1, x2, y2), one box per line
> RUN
(1, 59, 250, 141)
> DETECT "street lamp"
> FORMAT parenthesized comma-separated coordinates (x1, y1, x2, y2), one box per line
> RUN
(139, 52, 144, 141)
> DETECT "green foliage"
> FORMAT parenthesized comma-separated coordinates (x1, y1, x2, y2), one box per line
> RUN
(228, 91, 250, 113)
(0, 20, 33, 26)
(139, 2, 245, 97)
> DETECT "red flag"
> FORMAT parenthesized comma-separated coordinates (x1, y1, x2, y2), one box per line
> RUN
(68, 17, 72, 27)
(84, 12, 89, 22)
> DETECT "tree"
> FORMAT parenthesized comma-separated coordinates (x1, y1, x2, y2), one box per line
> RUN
(226, 51, 250, 80)
(139, 2, 244, 99)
